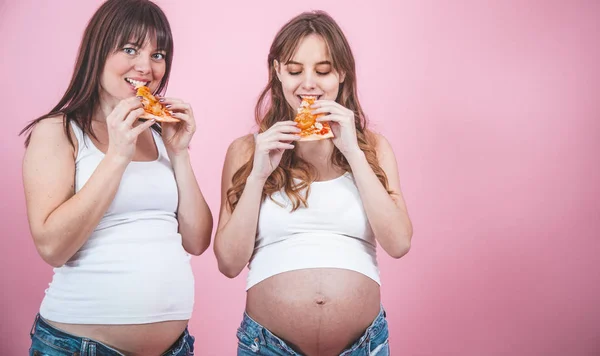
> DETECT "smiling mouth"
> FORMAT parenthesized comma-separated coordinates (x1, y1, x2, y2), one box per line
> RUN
(298, 94, 322, 101)
(125, 78, 150, 89)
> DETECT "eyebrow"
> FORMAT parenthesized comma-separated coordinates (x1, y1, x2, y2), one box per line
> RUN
(123, 42, 167, 52)
(285, 60, 332, 66)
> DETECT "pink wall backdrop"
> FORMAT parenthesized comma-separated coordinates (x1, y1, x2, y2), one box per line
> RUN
(1, 0, 598, 355)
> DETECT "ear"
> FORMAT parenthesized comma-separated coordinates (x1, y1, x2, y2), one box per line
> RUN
(274, 60, 282, 81)
(339, 71, 346, 84)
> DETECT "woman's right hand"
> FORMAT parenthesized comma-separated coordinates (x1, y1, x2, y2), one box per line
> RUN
(105, 97, 156, 164)
(249, 121, 301, 181)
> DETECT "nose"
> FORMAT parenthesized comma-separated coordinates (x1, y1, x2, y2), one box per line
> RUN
(301, 71, 317, 90)
(134, 55, 152, 75)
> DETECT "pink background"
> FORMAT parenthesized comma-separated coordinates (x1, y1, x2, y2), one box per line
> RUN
(1, 0, 599, 355)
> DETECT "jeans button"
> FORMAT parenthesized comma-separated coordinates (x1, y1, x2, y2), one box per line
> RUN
(250, 338, 260, 352)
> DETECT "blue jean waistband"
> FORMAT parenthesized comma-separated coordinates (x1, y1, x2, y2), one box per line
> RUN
(239, 304, 387, 353)
(31, 313, 191, 355)
(31, 314, 126, 355)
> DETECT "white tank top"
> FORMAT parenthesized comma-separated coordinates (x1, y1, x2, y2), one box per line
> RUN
(247, 172, 381, 290)
(39, 121, 194, 324)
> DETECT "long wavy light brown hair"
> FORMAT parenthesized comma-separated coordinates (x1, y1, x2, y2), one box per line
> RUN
(19, 0, 173, 147)
(227, 10, 391, 212)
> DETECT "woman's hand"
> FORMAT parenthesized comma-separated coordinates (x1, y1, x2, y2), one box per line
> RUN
(249, 121, 301, 181)
(105, 97, 156, 164)
(312, 100, 362, 158)
(159, 97, 197, 157)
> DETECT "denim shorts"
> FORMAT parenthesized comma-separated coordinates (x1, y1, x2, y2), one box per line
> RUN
(29, 314, 195, 356)
(236, 305, 390, 355)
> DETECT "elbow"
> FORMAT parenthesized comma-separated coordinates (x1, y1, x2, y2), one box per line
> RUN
(30, 225, 69, 267)
(214, 245, 244, 278)
(35, 241, 67, 268)
(388, 241, 411, 259)
(379, 216, 413, 259)
(196, 220, 214, 256)
(197, 240, 211, 256)
(186, 237, 211, 256)
(217, 260, 243, 279)
(182, 226, 213, 256)
(186, 246, 206, 257)
(45, 259, 66, 268)
(387, 227, 413, 259)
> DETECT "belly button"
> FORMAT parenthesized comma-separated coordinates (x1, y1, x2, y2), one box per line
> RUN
(315, 295, 327, 305)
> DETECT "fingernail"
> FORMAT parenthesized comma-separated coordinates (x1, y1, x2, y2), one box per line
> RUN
(159, 98, 166, 102)
(137, 96, 143, 100)
(165, 104, 172, 108)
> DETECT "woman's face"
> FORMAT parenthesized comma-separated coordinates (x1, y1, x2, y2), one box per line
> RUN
(276, 34, 345, 110)
(99, 38, 167, 103)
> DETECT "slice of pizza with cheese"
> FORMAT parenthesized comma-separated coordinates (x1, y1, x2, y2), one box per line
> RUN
(294, 96, 334, 141)
(135, 85, 180, 123)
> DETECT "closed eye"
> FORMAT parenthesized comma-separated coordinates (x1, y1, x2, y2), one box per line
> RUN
(288, 71, 330, 76)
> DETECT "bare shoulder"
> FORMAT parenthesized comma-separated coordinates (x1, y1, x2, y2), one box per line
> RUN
(27, 115, 76, 153)
(228, 134, 255, 153)
(29, 114, 66, 135)
(224, 134, 255, 169)
(23, 115, 78, 245)
(23, 114, 77, 196)
(219, 134, 254, 208)
(366, 130, 395, 159)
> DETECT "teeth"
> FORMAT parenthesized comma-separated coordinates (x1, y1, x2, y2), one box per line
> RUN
(125, 78, 148, 88)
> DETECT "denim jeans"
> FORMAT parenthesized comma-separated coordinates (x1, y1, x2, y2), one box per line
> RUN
(29, 314, 195, 356)
(237, 306, 390, 355)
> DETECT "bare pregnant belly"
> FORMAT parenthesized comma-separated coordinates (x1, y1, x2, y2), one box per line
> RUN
(45, 319, 188, 356)
(246, 268, 381, 356)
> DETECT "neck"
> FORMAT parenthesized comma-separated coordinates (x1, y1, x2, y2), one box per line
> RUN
(93, 91, 122, 123)
(295, 139, 335, 165)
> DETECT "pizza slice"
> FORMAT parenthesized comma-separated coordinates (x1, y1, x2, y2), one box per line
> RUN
(294, 96, 334, 141)
(135, 85, 180, 123)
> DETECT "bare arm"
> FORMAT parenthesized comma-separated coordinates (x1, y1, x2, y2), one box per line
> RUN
(24, 118, 133, 267)
(160, 97, 213, 256)
(346, 133, 413, 258)
(313, 100, 413, 259)
(213, 135, 264, 278)
(169, 151, 213, 256)
(214, 122, 301, 278)
(23, 99, 154, 267)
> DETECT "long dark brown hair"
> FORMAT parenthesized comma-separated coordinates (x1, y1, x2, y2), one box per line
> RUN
(227, 10, 391, 212)
(20, 0, 174, 147)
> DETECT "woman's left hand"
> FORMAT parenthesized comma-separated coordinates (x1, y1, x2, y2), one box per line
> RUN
(312, 100, 361, 157)
(159, 97, 197, 157)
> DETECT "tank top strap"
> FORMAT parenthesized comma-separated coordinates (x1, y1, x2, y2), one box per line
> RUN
(68, 120, 87, 161)
(151, 127, 169, 159)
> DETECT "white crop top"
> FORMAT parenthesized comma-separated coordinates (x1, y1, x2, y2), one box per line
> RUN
(246, 172, 381, 290)
(39, 121, 194, 325)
